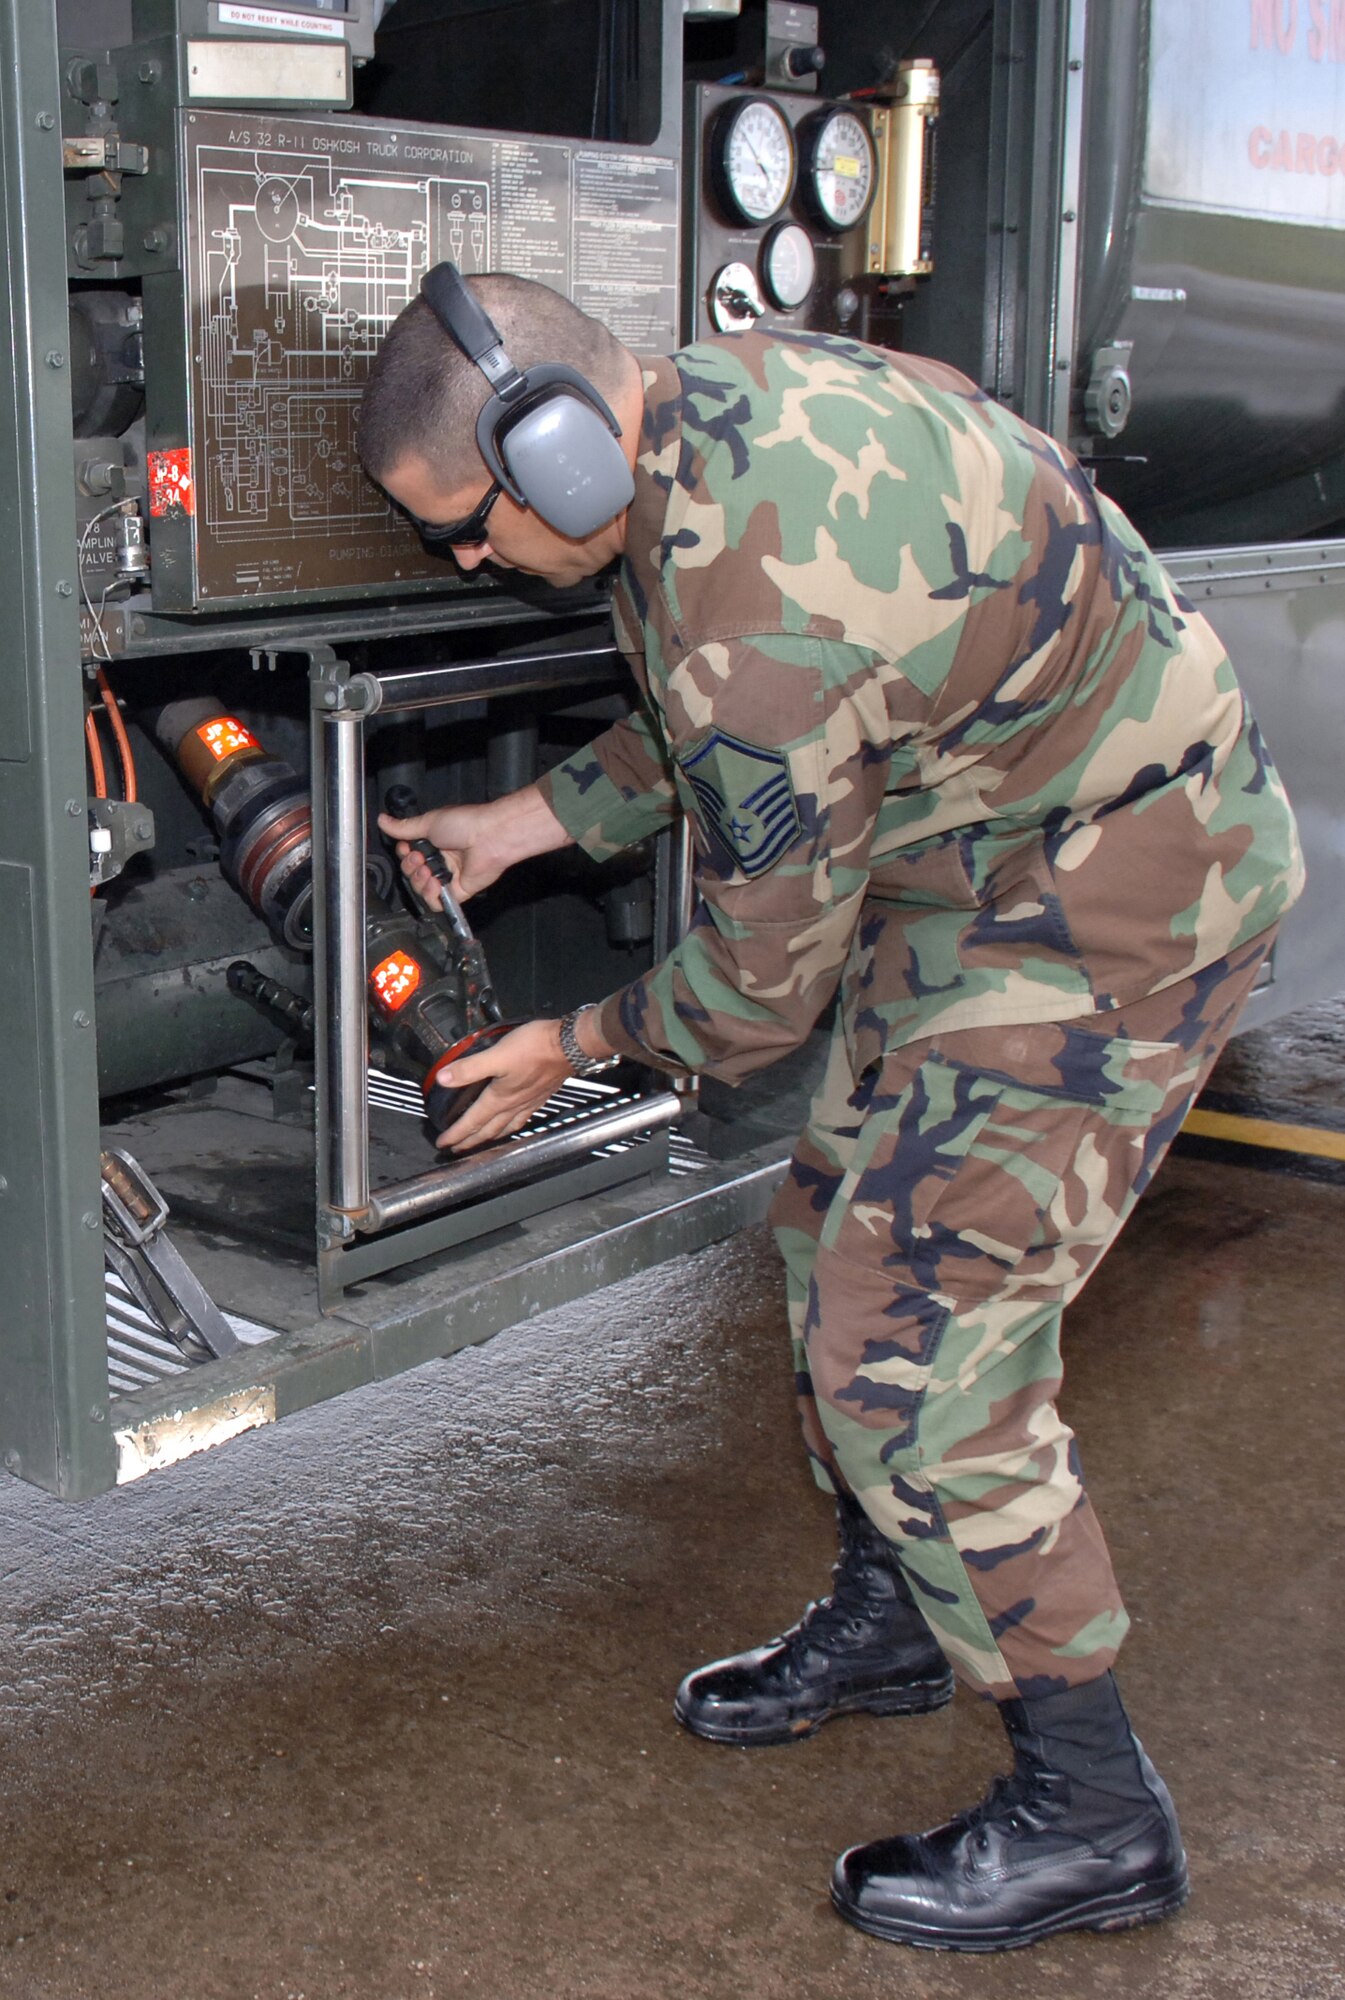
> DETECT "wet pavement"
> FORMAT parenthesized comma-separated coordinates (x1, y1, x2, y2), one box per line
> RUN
(1, 1011, 1343, 2000)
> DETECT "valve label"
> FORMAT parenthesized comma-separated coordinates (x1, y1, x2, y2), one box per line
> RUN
(370, 951, 423, 1012)
(148, 447, 195, 517)
(195, 716, 259, 761)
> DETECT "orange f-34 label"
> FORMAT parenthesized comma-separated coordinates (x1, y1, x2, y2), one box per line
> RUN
(195, 716, 260, 761)
(370, 950, 423, 1012)
(148, 447, 194, 516)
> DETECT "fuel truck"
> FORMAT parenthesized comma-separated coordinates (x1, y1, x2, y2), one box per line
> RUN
(2, 0, 1340, 1496)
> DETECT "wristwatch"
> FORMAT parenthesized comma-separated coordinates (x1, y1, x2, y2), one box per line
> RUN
(558, 1006, 620, 1078)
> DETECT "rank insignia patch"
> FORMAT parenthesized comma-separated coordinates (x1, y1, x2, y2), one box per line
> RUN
(678, 729, 802, 878)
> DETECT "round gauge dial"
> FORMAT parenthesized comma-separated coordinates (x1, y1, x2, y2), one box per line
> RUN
(709, 95, 797, 227)
(801, 106, 877, 234)
(761, 221, 817, 313)
(709, 260, 767, 333)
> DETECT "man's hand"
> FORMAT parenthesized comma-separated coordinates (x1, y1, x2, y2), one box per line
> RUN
(434, 1006, 619, 1151)
(434, 1017, 572, 1151)
(378, 781, 573, 909)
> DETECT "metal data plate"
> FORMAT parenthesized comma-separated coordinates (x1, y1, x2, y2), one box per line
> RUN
(153, 108, 679, 612)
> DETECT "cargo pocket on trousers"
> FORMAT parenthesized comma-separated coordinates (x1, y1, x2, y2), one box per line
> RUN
(882, 1029, 1189, 1309)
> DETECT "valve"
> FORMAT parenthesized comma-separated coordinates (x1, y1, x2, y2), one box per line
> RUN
(1084, 341, 1134, 440)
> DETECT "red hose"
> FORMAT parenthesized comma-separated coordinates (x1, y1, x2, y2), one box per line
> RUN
(84, 708, 108, 799)
(96, 666, 137, 803)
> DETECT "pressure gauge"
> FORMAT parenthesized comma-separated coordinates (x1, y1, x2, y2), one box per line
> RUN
(800, 106, 877, 234)
(761, 221, 817, 313)
(709, 95, 797, 227)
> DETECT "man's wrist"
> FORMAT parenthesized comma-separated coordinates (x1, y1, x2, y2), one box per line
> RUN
(559, 1004, 619, 1075)
(489, 783, 573, 870)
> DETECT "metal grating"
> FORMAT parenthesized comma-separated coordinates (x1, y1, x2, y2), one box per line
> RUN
(107, 1075, 707, 1397)
(105, 1273, 278, 1398)
(366, 1070, 713, 1175)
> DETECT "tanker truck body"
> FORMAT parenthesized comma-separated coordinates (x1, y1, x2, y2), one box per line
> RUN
(1, 0, 1338, 1497)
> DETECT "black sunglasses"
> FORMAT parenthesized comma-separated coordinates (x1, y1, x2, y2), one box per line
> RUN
(410, 479, 504, 548)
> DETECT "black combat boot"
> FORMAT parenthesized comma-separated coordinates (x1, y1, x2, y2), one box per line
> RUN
(673, 1492, 954, 1746)
(831, 1671, 1189, 1951)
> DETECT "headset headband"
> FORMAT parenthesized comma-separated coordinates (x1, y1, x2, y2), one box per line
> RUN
(421, 261, 527, 405)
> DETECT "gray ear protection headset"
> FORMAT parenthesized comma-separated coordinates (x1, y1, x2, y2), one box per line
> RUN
(419, 262, 634, 540)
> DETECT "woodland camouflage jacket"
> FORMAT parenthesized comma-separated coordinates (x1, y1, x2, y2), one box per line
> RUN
(538, 332, 1304, 1082)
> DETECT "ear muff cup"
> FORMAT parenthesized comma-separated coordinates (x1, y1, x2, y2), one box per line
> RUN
(420, 262, 634, 541)
(482, 375, 634, 540)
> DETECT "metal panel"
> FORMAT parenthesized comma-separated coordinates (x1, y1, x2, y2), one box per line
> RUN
(105, 1141, 790, 1451)
(133, 0, 383, 65)
(1077, 0, 1345, 544)
(1163, 542, 1345, 1031)
(683, 83, 879, 342)
(902, 0, 1083, 435)
(145, 107, 678, 612)
(1145, 0, 1345, 229)
(0, 0, 114, 1497)
(183, 36, 351, 104)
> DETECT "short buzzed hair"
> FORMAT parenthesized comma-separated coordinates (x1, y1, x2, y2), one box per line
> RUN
(357, 272, 632, 492)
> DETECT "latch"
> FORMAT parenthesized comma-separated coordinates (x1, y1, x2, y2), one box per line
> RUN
(100, 1148, 241, 1362)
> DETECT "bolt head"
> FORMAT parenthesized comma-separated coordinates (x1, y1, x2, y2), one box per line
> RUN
(35, 111, 55, 130)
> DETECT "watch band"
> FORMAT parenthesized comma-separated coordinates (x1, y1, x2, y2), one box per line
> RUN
(558, 1006, 620, 1077)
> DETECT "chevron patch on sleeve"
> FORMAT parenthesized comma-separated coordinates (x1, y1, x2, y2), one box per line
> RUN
(678, 728, 803, 877)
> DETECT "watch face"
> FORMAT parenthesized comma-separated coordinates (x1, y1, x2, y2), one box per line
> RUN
(801, 106, 877, 233)
(761, 221, 817, 312)
(710, 95, 797, 226)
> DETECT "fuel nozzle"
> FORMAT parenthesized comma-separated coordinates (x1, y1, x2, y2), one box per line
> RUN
(149, 700, 513, 1142)
(382, 783, 476, 950)
(148, 697, 332, 947)
(378, 786, 509, 1136)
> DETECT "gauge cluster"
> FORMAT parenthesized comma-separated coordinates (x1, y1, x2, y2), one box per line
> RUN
(686, 82, 884, 341)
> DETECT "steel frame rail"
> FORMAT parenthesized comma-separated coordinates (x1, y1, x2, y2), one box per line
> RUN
(306, 645, 688, 1307)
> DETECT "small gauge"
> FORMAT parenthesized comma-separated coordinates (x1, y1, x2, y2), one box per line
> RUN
(709, 261, 767, 333)
(709, 94, 797, 227)
(761, 221, 817, 313)
(800, 106, 878, 234)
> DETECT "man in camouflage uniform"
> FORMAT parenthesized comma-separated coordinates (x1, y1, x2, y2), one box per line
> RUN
(359, 272, 1303, 1952)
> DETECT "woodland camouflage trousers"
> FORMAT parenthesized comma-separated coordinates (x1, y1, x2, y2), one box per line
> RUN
(770, 932, 1275, 1702)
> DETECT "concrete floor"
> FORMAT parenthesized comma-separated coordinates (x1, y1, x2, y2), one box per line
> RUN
(1, 1011, 1342, 1999)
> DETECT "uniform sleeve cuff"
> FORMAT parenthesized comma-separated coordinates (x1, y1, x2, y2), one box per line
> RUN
(595, 990, 695, 1074)
(537, 760, 663, 860)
